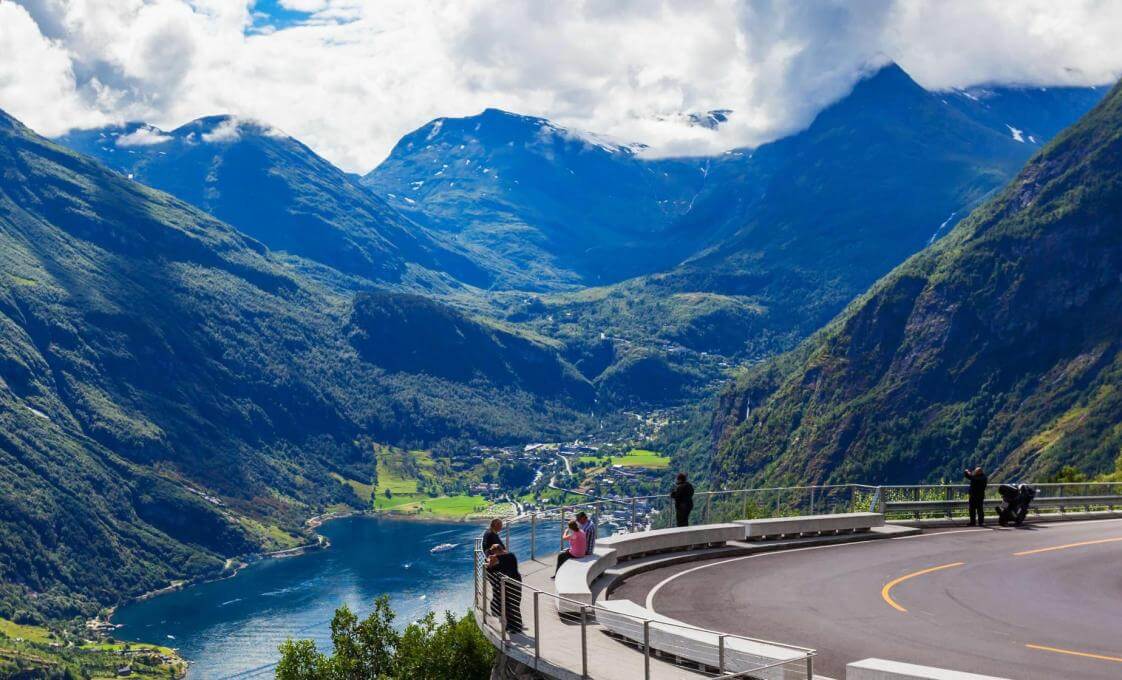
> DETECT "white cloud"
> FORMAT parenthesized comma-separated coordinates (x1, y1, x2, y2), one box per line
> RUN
(1, 0, 1121, 172)
(0, 1, 108, 133)
(200, 117, 243, 143)
(116, 127, 172, 146)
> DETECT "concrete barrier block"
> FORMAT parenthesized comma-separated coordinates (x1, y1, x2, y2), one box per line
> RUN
(597, 523, 745, 560)
(599, 600, 804, 680)
(555, 546, 617, 614)
(738, 513, 884, 539)
(847, 658, 1011, 680)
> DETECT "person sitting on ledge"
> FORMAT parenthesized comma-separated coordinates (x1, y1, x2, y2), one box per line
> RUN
(551, 520, 587, 579)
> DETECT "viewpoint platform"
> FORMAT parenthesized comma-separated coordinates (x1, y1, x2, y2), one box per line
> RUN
(474, 495, 1122, 680)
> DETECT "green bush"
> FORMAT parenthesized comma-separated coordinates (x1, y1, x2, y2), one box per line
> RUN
(276, 596, 494, 680)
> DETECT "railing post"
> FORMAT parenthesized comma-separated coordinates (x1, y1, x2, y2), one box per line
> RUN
(561, 507, 567, 549)
(580, 606, 589, 679)
(630, 498, 637, 532)
(706, 493, 712, 524)
(718, 634, 726, 673)
(643, 620, 651, 679)
(530, 512, 537, 561)
(807, 654, 814, 679)
(481, 570, 489, 628)
(504, 520, 511, 548)
(945, 485, 952, 519)
(473, 550, 480, 610)
(533, 591, 540, 666)
(500, 578, 508, 643)
(913, 487, 920, 520)
(810, 486, 815, 515)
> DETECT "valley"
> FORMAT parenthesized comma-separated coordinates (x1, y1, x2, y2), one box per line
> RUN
(2, 48, 1121, 679)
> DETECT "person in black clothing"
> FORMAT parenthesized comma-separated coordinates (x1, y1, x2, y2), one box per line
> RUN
(482, 518, 505, 554)
(670, 473, 694, 527)
(485, 544, 523, 633)
(964, 466, 988, 526)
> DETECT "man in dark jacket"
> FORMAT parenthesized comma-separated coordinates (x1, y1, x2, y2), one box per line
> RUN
(482, 518, 505, 554)
(485, 544, 523, 633)
(670, 473, 695, 527)
(964, 467, 988, 526)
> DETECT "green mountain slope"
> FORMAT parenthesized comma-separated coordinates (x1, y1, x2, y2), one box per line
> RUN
(707, 80, 1122, 486)
(56, 117, 489, 288)
(0, 109, 591, 620)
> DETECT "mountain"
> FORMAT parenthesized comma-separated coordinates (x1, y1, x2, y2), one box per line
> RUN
(526, 64, 1107, 359)
(706, 79, 1122, 487)
(363, 109, 708, 290)
(943, 83, 1109, 146)
(347, 290, 593, 401)
(0, 108, 592, 620)
(55, 116, 489, 288)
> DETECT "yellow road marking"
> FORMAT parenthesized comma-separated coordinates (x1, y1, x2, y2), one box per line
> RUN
(880, 562, 965, 613)
(1026, 644, 1122, 663)
(1013, 536, 1122, 556)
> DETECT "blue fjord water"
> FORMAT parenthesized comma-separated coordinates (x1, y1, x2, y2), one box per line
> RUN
(112, 516, 501, 679)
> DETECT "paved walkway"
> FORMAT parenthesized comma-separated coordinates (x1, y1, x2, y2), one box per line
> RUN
(479, 527, 919, 679)
(479, 555, 707, 680)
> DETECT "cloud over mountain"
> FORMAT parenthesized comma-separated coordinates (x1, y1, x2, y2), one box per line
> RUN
(2, 0, 1121, 171)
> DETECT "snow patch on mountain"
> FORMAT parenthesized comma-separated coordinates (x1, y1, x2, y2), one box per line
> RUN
(1005, 124, 1025, 143)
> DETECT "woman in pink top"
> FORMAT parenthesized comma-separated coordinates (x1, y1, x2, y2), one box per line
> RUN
(551, 520, 587, 577)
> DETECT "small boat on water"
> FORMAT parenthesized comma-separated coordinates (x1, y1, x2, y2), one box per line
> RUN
(429, 543, 458, 554)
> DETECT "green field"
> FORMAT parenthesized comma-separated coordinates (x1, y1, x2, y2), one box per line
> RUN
(579, 448, 670, 469)
(80, 640, 178, 657)
(0, 618, 185, 678)
(0, 618, 52, 644)
(332, 447, 501, 520)
(389, 494, 490, 518)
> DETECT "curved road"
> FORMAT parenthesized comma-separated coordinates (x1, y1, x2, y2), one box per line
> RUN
(609, 518, 1122, 679)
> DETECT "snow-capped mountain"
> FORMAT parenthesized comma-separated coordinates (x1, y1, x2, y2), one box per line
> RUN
(363, 108, 708, 289)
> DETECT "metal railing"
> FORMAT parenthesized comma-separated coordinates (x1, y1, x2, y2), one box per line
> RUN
(474, 547, 815, 679)
(501, 481, 1122, 559)
(503, 484, 881, 561)
(876, 482, 1122, 520)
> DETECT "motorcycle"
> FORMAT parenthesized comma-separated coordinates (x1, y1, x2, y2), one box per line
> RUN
(996, 483, 1037, 526)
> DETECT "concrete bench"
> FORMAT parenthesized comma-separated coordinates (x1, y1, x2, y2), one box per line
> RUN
(597, 523, 745, 560)
(598, 599, 807, 680)
(847, 658, 1010, 680)
(555, 546, 617, 614)
(738, 512, 884, 540)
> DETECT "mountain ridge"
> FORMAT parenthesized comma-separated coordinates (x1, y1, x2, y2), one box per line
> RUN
(706, 78, 1122, 486)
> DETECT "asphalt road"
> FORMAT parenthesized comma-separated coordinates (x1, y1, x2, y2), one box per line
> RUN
(609, 518, 1122, 679)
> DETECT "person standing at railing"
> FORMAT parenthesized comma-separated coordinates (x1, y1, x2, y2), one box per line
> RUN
(576, 511, 596, 551)
(485, 544, 523, 633)
(964, 466, 989, 527)
(670, 473, 695, 527)
(550, 520, 587, 578)
(482, 518, 505, 554)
